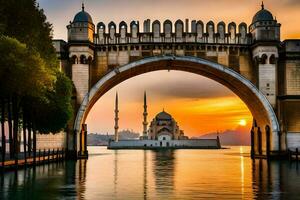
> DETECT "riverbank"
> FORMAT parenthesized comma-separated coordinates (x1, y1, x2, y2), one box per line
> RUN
(0, 149, 65, 172)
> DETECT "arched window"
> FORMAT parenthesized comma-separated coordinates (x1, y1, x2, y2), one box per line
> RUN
(152, 20, 161, 38)
(88, 56, 93, 65)
(206, 21, 215, 37)
(228, 22, 236, 42)
(80, 55, 87, 64)
(206, 21, 215, 43)
(71, 55, 78, 64)
(269, 54, 276, 64)
(196, 21, 204, 40)
(239, 23, 247, 39)
(108, 21, 116, 40)
(217, 22, 225, 40)
(119, 21, 127, 39)
(261, 54, 268, 64)
(97, 22, 106, 44)
(130, 21, 139, 38)
(175, 20, 184, 39)
(163, 20, 172, 38)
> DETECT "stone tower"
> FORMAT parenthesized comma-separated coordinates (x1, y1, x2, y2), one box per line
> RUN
(250, 2, 281, 107)
(142, 91, 148, 139)
(67, 3, 95, 104)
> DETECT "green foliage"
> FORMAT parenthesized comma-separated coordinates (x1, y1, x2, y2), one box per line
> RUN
(0, 36, 54, 99)
(0, 0, 58, 69)
(35, 72, 73, 134)
(0, 0, 74, 137)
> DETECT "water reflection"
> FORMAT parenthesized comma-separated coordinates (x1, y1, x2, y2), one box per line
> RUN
(113, 150, 118, 196)
(0, 147, 300, 200)
(252, 158, 300, 200)
(240, 147, 245, 198)
(143, 150, 148, 200)
(76, 159, 87, 199)
(0, 161, 77, 200)
(152, 150, 175, 197)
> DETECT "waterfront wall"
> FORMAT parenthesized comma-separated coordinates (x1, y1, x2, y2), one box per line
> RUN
(36, 132, 66, 150)
(108, 139, 220, 149)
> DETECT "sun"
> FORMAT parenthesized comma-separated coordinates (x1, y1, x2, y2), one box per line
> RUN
(238, 119, 247, 126)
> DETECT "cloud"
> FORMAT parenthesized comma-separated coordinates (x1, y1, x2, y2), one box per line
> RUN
(283, 0, 300, 6)
(145, 72, 233, 99)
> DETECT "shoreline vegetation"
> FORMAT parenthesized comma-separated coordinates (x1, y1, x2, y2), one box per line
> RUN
(0, 0, 73, 169)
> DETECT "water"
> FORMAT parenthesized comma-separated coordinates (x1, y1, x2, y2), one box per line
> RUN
(0, 146, 300, 200)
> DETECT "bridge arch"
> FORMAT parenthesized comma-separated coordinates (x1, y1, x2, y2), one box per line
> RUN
(74, 56, 280, 154)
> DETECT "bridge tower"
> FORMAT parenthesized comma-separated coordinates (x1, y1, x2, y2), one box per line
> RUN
(67, 3, 95, 157)
(250, 2, 281, 156)
(67, 3, 95, 105)
(250, 2, 281, 107)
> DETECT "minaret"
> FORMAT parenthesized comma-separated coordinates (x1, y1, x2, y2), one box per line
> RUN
(114, 92, 119, 142)
(142, 91, 148, 139)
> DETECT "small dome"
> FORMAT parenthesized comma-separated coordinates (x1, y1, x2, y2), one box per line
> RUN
(156, 110, 172, 120)
(252, 3, 273, 23)
(73, 4, 93, 23)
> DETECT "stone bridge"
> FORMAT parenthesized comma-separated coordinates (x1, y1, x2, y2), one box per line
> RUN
(53, 3, 300, 159)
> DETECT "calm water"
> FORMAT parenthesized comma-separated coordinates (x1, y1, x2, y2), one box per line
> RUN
(1, 146, 300, 200)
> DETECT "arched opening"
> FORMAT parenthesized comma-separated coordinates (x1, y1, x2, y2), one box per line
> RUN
(261, 54, 268, 64)
(71, 55, 78, 64)
(74, 56, 279, 156)
(80, 55, 87, 64)
(269, 54, 276, 64)
(88, 56, 93, 65)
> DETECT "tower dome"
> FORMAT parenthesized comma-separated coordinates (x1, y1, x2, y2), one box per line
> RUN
(73, 3, 93, 23)
(156, 110, 172, 120)
(252, 2, 273, 23)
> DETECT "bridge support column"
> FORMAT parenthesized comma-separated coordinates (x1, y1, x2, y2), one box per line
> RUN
(257, 127, 262, 156)
(266, 125, 271, 159)
(251, 127, 255, 159)
(78, 124, 88, 159)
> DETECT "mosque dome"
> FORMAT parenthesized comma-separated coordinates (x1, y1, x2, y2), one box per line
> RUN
(73, 4, 93, 23)
(252, 3, 273, 23)
(156, 110, 172, 120)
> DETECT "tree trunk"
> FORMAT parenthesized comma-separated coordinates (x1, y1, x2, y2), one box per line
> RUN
(28, 121, 32, 157)
(7, 96, 13, 158)
(22, 106, 27, 164)
(1, 98, 5, 162)
(33, 121, 37, 165)
(12, 96, 20, 166)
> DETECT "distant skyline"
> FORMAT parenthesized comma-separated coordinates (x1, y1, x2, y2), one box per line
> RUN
(37, 0, 298, 136)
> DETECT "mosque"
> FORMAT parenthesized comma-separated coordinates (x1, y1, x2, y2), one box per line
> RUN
(108, 92, 221, 149)
(147, 109, 188, 141)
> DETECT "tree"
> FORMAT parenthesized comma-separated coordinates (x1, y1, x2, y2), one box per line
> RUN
(0, 36, 54, 159)
(0, 0, 74, 160)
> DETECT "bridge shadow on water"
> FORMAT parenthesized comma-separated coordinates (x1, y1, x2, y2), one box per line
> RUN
(0, 148, 300, 200)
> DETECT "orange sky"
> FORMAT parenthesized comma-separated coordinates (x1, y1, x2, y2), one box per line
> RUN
(86, 71, 252, 136)
(37, 0, 299, 136)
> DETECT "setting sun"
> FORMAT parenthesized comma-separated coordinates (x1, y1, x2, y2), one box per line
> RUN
(239, 119, 247, 126)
